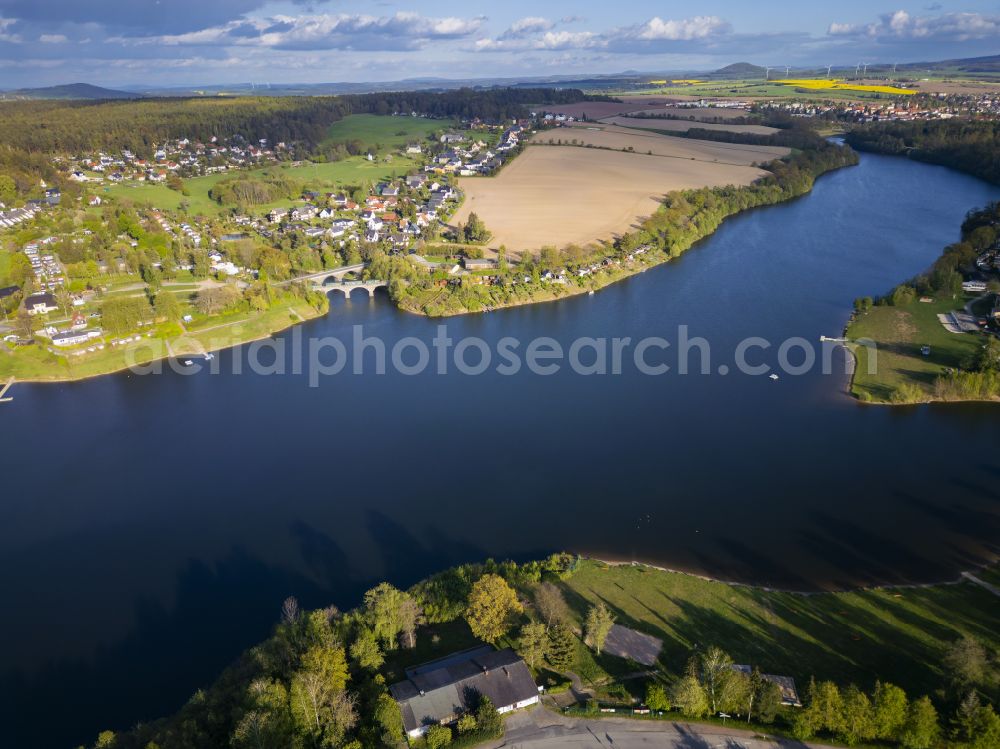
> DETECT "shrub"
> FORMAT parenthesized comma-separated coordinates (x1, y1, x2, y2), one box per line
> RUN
(425, 724, 452, 749)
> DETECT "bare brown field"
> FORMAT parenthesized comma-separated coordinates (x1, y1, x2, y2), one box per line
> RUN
(544, 125, 789, 165)
(540, 97, 683, 119)
(599, 115, 778, 136)
(452, 145, 771, 253)
(910, 79, 1000, 94)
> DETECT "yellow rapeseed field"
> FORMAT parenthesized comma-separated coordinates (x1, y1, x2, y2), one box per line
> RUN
(775, 79, 915, 95)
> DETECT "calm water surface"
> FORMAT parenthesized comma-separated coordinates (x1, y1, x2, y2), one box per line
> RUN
(2, 152, 999, 746)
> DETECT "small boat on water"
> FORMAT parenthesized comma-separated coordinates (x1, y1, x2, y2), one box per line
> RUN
(769, 373, 779, 381)
(203, 353, 214, 361)
(183, 360, 193, 366)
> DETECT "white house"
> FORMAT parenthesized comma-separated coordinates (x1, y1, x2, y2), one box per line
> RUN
(24, 292, 59, 315)
(390, 648, 540, 740)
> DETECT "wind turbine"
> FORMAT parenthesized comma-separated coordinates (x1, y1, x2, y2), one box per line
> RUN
(862, 62, 869, 77)
(765, 66, 772, 80)
(826, 64, 833, 78)
(855, 62, 861, 77)
(785, 65, 790, 77)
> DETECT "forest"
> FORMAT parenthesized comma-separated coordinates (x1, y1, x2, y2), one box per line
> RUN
(846, 120, 1000, 185)
(0, 88, 588, 158)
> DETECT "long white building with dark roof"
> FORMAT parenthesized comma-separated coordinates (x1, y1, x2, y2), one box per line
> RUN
(389, 646, 540, 739)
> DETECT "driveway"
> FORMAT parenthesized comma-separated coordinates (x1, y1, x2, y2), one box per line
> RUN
(483, 706, 834, 749)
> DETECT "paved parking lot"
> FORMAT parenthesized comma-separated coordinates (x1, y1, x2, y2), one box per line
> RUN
(490, 707, 831, 749)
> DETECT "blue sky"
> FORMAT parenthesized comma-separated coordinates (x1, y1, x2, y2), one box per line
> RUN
(0, 1, 998, 88)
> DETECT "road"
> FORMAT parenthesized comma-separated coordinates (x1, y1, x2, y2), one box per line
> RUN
(485, 707, 834, 749)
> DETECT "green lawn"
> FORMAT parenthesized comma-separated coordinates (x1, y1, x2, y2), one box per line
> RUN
(558, 561, 1000, 700)
(846, 296, 984, 402)
(323, 114, 453, 149)
(276, 154, 422, 186)
(0, 248, 11, 286)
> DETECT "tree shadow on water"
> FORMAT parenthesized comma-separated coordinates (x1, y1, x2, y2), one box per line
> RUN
(1, 546, 328, 749)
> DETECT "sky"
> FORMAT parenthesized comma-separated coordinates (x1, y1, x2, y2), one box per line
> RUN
(0, 1, 998, 88)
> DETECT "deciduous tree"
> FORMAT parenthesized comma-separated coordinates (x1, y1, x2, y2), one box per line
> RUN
(349, 628, 384, 671)
(517, 622, 550, 669)
(943, 636, 988, 690)
(898, 696, 939, 749)
(464, 574, 522, 644)
(645, 682, 671, 712)
(584, 602, 614, 655)
(533, 582, 569, 627)
(373, 692, 403, 746)
(840, 685, 875, 746)
(671, 674, 709, 718)
(872, 681, 908, 740)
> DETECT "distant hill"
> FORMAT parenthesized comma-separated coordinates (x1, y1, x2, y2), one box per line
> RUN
(2, 83, 143, 100)
(712, 62, 767, 78)
(900, 54, 1000, 74)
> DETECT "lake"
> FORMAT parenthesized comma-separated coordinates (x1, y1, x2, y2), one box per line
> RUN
(1, 152, 998, 747)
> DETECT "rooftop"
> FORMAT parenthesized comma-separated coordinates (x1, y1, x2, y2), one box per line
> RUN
(389, 647, 537, 734)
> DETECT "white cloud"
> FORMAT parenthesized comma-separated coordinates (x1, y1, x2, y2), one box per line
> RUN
(0, 17, 21, 42)
(631, 16, 729, 41)
(828, 10, 1000, 41)
(38, 33, 68, 43)
(504, 16, 554, 38)
(535, 30, 598, 50)
(473, 14, 730, 54)
(135, 12, 485, 51)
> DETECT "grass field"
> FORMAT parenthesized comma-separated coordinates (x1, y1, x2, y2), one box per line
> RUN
(453, 143, 771, 253)
(323, 114, 453, 148)
(104, 154, 422, 216)
(846, 296, 984, 402)
(557, 560, 1000, 699)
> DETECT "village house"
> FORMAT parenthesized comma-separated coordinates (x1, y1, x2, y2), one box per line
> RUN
(462, 257, 496, 271)
(51, 329, 101, 347)
(24, 292, 59, 315)
(389, 647, 540, 740)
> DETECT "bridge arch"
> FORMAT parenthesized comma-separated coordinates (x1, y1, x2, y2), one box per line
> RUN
(316, 280, 388, 300)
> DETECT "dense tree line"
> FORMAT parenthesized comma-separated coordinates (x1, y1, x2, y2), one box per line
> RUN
(0, 88, 589, 158)
(209, 173, 299, 207)
(656, 121, 837, 151)
(846, 120, 1000, 185)
(0, 97, 347, 157)
(876, 202, 999, 307)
